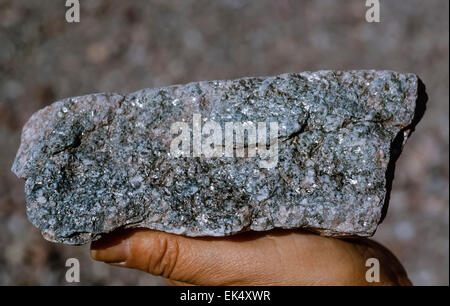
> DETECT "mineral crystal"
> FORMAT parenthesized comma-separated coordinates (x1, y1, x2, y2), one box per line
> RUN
(11, 70, 427, 245)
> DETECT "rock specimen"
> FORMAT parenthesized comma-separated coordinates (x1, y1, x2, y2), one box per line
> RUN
(11, 70, 426, 245)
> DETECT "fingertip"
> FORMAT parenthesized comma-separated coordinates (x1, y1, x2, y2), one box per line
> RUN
(89, 233, 131, 263)
(90, 249, 99, 260)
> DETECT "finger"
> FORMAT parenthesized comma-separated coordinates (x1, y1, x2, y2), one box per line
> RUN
(91, 228, 288, 285)
(90, 228, 366, 285)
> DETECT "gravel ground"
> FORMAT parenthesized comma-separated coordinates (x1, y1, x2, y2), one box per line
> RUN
(0, 0, 448, 285)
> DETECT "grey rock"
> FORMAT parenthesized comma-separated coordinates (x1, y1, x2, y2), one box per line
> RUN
(11, 70, 427, 245)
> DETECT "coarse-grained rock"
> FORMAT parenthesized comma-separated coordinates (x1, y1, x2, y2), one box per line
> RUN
(11, 70, 427, 245)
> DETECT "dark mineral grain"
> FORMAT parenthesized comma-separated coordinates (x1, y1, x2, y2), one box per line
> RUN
(11, 70, 426, 245)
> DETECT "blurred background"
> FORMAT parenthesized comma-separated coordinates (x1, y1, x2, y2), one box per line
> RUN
(0, 0, 448, 285)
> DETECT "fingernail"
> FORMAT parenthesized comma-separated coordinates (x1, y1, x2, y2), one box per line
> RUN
(90, 239, 130, 263)
(90, 249, 99, 259)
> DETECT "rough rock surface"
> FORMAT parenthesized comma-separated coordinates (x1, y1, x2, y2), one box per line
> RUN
(11, 70, 426, 245)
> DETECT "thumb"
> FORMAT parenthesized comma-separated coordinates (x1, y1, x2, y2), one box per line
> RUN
(91, 227, 415, 286)
(90, 228, 288, 285)
(90, 228, 377, 285)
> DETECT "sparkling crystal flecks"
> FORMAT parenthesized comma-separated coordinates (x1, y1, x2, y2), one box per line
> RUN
(11, 70, 425, 244)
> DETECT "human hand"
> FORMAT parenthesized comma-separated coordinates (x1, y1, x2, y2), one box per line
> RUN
(90, 228, 411, 286)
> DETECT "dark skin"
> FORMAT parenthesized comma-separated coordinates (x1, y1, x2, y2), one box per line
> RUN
(90, 228, 412, 285)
